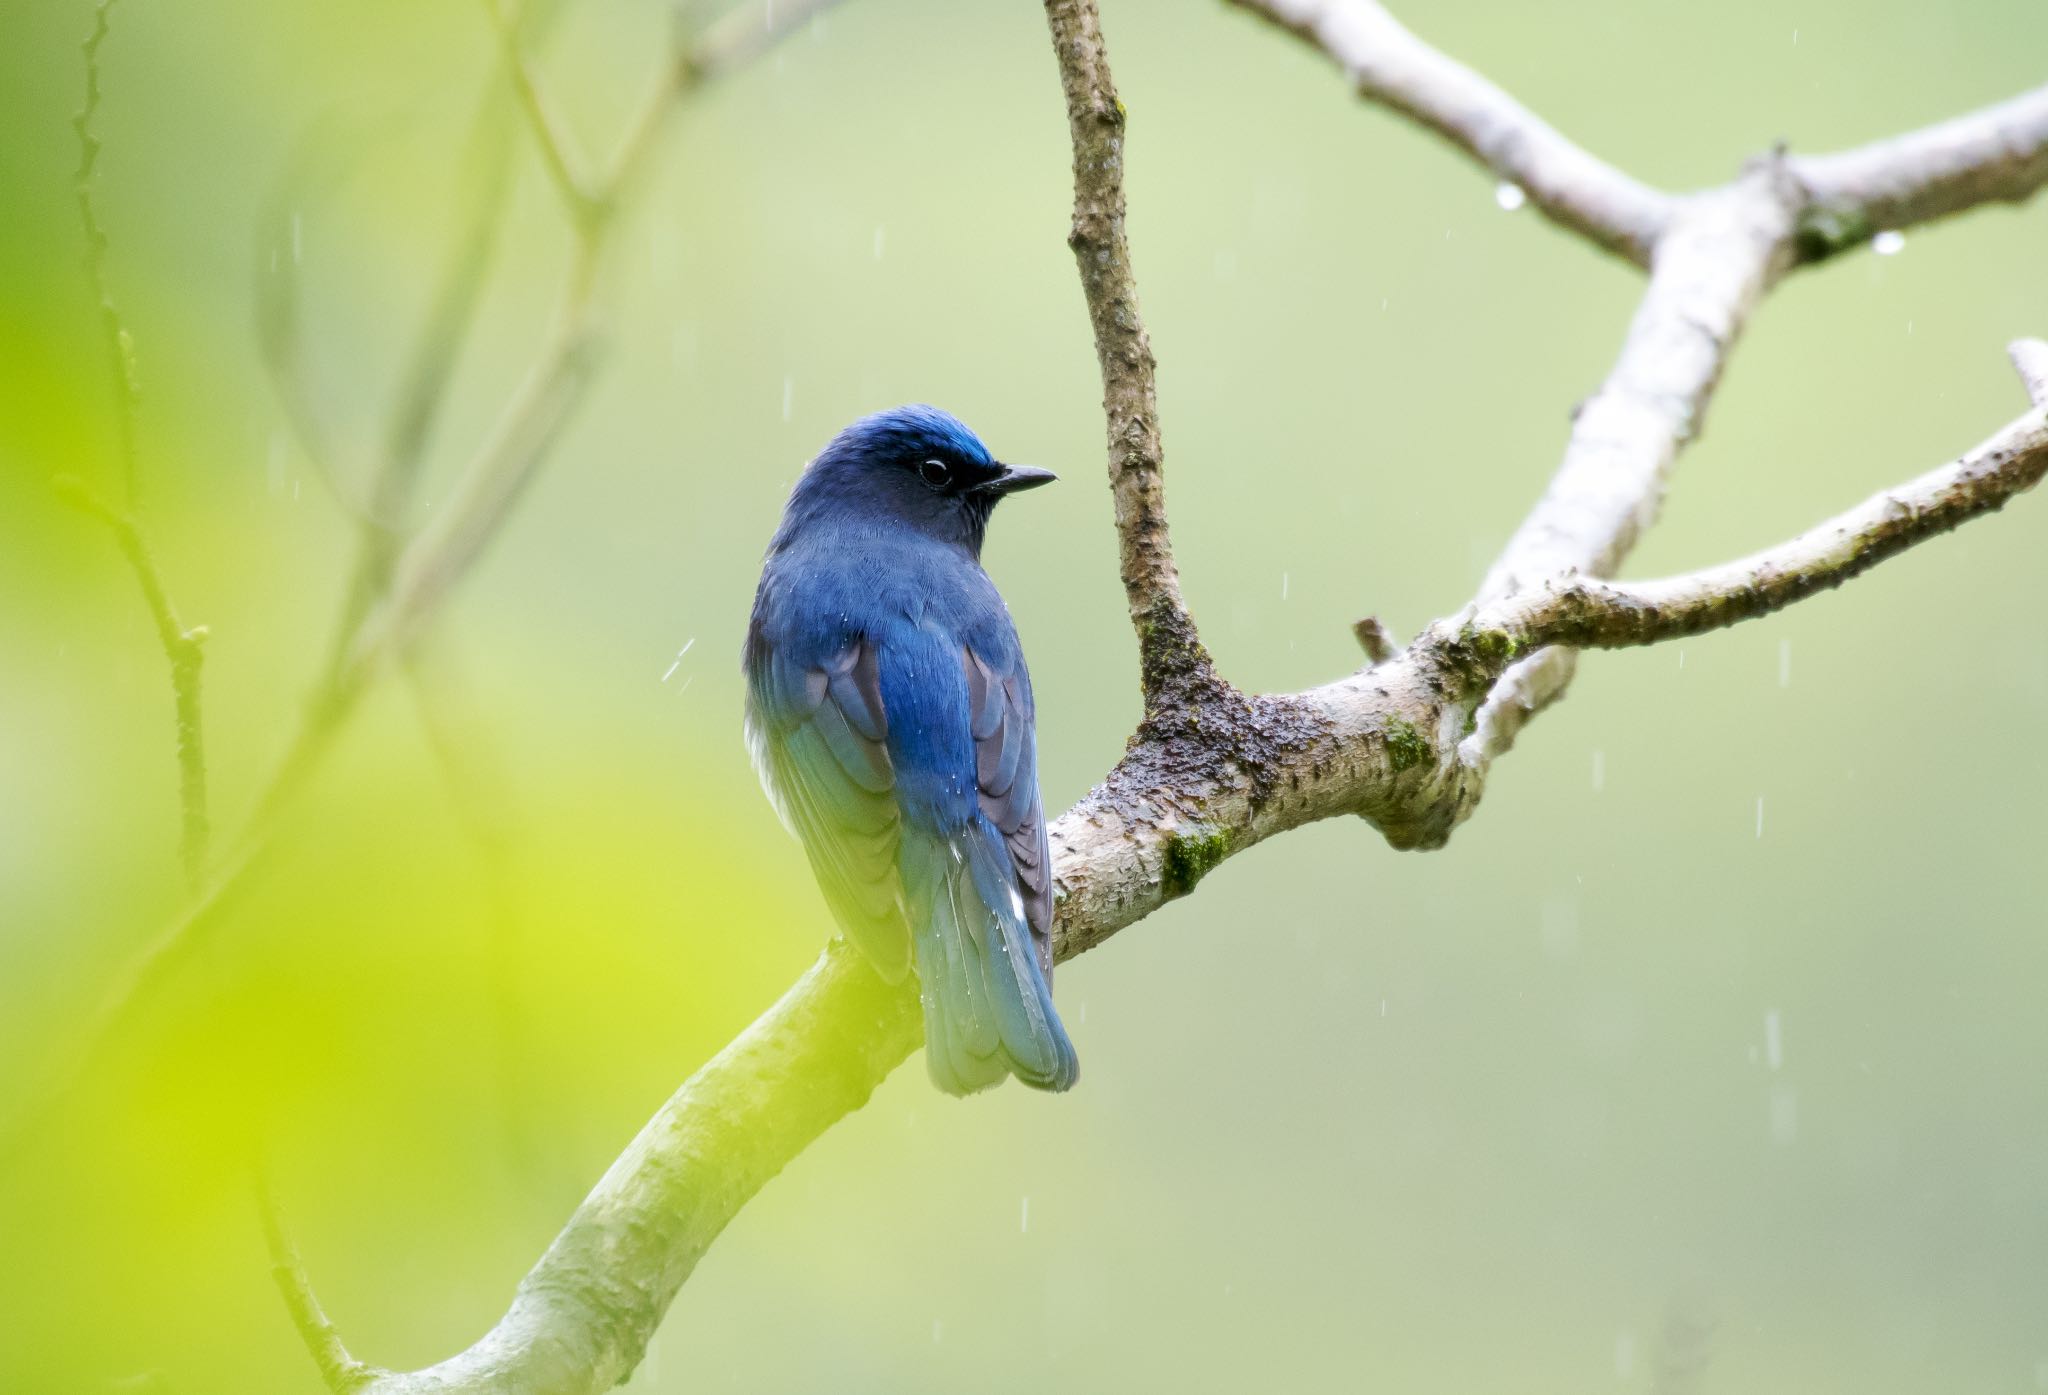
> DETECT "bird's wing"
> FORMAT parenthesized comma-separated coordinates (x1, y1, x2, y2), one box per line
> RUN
(876, 616, 1072, 1091)
(744, 625, 911, 981)
(961, 641, 1055, 978)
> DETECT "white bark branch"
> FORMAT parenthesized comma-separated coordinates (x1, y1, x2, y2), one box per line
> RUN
(1228, 0, 1673, 266)
(1462, 393, 2048, 656)
(1462, 169, 1801, 763)
(1791, 85, 2048, 257)
(2011, 337, 2048, 409)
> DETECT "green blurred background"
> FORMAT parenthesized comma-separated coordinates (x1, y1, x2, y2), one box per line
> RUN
(4, 0, 2046, 1390)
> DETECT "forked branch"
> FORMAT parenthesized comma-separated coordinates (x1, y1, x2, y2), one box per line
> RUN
(1458, 378, 2048, 660)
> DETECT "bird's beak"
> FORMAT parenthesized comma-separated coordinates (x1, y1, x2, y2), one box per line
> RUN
(982, 464, 1058, 495)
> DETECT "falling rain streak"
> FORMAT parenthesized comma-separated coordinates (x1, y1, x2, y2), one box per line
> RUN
(662, 637, 696, 683)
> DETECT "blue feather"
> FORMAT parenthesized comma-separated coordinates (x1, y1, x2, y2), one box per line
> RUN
(743, 406, 1076, 1095)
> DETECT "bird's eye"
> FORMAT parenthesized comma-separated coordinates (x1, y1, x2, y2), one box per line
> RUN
(919, 458, 953, 489)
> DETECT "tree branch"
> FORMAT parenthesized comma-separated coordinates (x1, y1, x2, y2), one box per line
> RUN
(2010, 336, 2048, 409)
(73, 0, 142, 503)
(53, 477, 211, 885)
(1458, 388, 2048, 659)
(1791, 84, 2048, 260)
(66, 0, 212, 890)
(483, 0, 603, 226)
(1227, 0, 1674, 266)
(257, 1169, 382, 1395)
(1046, 0, 1210, 706)
(1460, 168, 1801, 763)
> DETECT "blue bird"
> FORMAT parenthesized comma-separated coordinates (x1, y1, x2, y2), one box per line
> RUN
(743, 405, 1078, 1095)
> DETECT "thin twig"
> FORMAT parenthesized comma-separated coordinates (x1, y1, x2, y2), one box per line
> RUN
(1352, 615, 1397, 665)
(1461, 393, 2048, 658)
(482, 0, 601, 225)
(52, 479, 211, 885)
(255, 1166, 383, 1394)
(66, 0, 212, 891)
(1045, 0, 1209, 705)
(73, 0, 142, 504)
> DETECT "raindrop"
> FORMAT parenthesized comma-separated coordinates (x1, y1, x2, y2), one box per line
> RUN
(1493, 181, 1527, 212)
(1792, 27, 1800, 44)
(1280, 571, 1290, 601)
(1778, 638, 1792, 687)
(662, 637, 697, 683)
(1872, 229, 1906, 256)
(1614, 1330, 1637, 1380)
(1591, 748, 1605, 792)
(1678, 648, 1686, 671)
(1379, 998, 1387, 1017)
(1769, 1083, 1798, 1145)
(1755, 796, 1765, 839)
(872, 224, 886, 260)
(1077, 1000, 1088, 1024)
(932, 1320, 944, 1345)
(1765, 1009, 1783, 1070)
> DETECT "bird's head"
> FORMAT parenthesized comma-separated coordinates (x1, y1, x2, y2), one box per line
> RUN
(788, 405, 1056, 557)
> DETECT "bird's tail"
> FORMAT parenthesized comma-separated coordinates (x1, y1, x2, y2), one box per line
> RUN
(899, 822, 1079, 1096)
